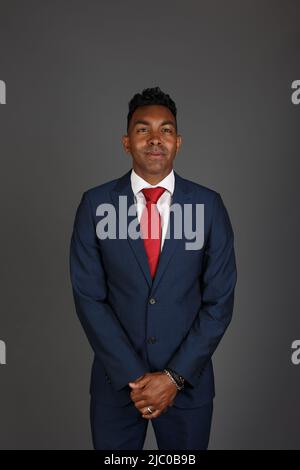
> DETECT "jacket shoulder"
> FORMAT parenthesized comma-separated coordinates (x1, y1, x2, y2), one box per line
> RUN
(176, 173, 220, 201)
(81, 176, 120, 201)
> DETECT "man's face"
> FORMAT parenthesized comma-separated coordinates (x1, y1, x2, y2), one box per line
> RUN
(122, 104, 182, 178)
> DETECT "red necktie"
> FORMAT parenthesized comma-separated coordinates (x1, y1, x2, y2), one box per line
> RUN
(140, 187, 166, 279)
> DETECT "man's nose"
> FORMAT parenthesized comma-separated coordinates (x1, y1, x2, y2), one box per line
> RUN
(148, 131, 162, 145)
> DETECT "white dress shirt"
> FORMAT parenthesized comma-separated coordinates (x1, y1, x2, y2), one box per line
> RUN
(130, 168, 175, 251)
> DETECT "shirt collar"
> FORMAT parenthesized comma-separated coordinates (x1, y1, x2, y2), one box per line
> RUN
(130, 168, 175, 197)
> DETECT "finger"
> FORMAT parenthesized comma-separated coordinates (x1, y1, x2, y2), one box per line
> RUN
(130, 387, 145, 396)
(140, 405, 155, 415)
(129, 379, 147, 389)
(130, 391, 146, 402)
(128, 375, 146, 386)
(129, 375, 151, 389)
(133, 399, 148, 410)
(128, 375, 144, 387)
(142, 408, 161, 420)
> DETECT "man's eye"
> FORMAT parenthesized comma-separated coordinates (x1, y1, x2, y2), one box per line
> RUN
(137, 128, 147, 132)
(162, 128, 172, 133)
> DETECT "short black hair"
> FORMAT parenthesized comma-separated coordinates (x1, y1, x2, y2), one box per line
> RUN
(127, 86, 177, 133)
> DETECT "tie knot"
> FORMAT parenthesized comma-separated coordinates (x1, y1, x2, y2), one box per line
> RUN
(141, 186, 166, 204)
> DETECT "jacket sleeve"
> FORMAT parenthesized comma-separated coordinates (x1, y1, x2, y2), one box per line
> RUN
(69, 191, 149, 391)
(166, 192, 237, 388)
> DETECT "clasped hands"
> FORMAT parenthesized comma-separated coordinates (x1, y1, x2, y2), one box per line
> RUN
(128, 371, 178, 419)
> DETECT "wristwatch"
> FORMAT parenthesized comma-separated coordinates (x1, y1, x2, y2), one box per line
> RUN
(163, 368, 185, 391)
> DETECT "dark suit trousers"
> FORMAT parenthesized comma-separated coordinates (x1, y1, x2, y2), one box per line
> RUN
(90, 396, 214, 450)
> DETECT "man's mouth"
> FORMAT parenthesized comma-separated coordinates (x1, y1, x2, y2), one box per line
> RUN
(146, 149, 165, 157)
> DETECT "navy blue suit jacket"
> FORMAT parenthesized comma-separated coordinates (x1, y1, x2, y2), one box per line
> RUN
(69, 169, 237, 408)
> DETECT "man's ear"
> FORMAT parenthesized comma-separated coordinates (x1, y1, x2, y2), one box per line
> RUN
(176, 134, 182, 153)
(122, 134, 130, 153)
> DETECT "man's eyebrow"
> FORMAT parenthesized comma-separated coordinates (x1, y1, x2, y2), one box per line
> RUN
(132, 119, 176, 128)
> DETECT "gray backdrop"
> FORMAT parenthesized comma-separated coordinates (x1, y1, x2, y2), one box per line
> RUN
(0, 0, 299, 449)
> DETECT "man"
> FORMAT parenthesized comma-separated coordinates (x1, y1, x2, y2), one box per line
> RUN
(69, 86, 237, 450)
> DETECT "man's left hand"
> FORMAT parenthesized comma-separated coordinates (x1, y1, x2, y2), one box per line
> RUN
(129, 371, 178, 419)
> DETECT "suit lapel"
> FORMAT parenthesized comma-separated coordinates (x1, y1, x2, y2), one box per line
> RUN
(110, 170, 152, 287)
(110, 169, 192, 293)
(151, 171, 192, 294)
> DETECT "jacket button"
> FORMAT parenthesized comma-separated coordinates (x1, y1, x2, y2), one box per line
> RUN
(147, 336, 157, 344)
(149, 297, 156, 304)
